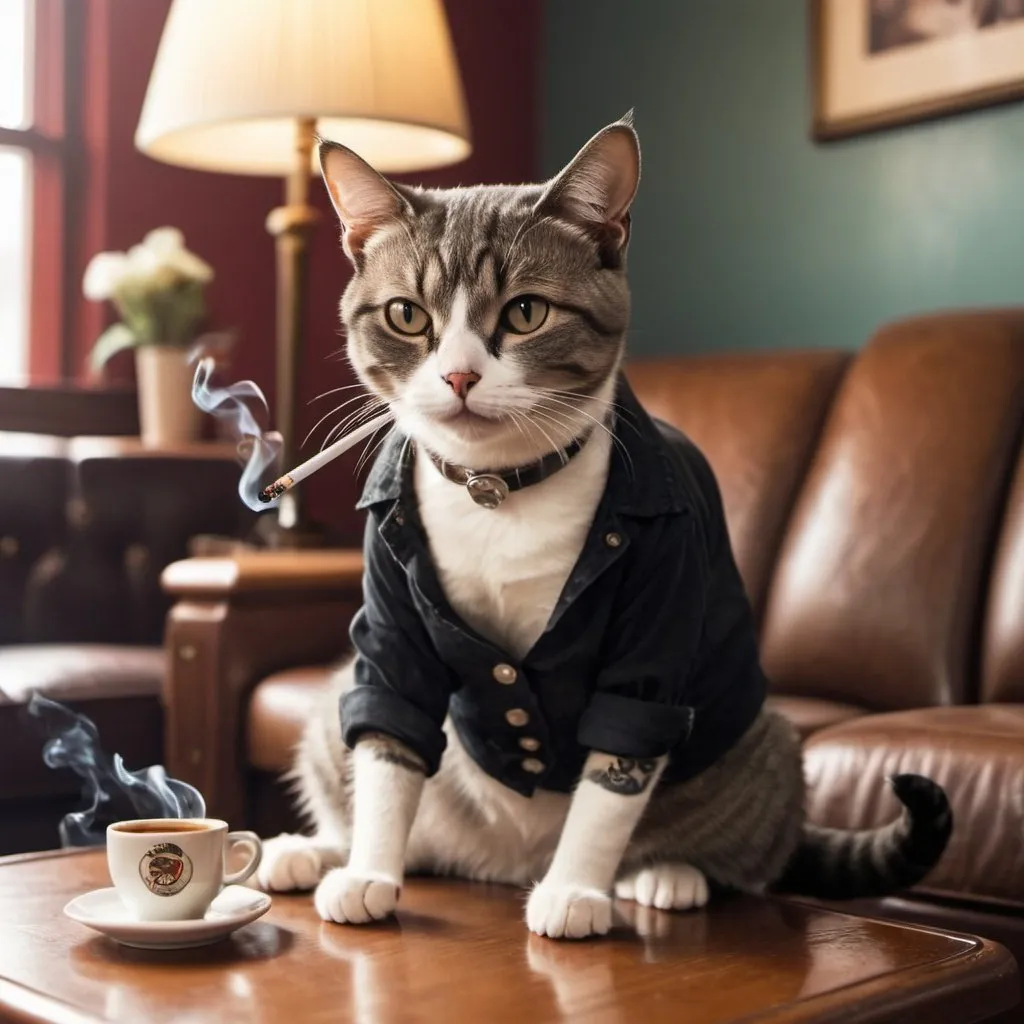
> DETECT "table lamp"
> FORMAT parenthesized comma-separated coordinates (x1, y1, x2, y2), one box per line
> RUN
(135, 0, 471, 544)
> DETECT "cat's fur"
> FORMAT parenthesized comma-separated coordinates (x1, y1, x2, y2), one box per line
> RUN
(258, 115, 952, 938)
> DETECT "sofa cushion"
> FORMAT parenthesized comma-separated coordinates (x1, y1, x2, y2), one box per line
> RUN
(247, 666, 330, 772)
(983, 445, 1024, 703)
(0, 644, 165, 802)
(767, 694, 866, 739)
(761, 310, 1024, 711)
(0, 645, 165, 706)
(627, 351, 848, 624)
(803, 706, 1024, 908)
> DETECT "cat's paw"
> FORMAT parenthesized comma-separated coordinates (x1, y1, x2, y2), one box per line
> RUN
(526, 882, 612, 939)
(314, 867, 400, 925)
(614, 863, 709, 911)
(257, 833, 324, 892)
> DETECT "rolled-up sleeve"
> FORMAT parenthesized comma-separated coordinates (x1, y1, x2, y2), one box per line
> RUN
(340, 515, 457, 775)
(578, 513, 704, 758)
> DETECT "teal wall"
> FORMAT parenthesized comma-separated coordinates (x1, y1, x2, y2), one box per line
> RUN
(542, 0, 1024, 355)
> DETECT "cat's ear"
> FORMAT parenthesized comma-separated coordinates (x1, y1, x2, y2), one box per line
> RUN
(535, 111, 640, 264)
(319, 141, 413, 264)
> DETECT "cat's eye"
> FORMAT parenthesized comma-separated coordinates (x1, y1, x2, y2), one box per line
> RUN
(385, 299, 431, 336)
(501, 295, 549, 335)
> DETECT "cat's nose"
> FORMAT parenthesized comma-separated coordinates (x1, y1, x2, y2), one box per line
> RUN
(442, 371, 481, 400)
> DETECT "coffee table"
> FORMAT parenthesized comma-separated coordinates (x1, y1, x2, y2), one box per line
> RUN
(0, 849, 1017, 1023)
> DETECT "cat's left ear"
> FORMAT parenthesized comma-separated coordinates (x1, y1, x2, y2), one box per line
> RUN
(535, 111, 640, 265)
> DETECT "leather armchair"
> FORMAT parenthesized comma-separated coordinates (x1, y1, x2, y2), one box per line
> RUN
(161, 309, 1024, 960)
(0, 438, 251, 854)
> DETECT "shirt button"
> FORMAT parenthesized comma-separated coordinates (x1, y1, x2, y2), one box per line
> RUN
(605, 531, 622, 548)
(493, 663, 517, 685)
(505, 708, 529, 727)
(522, 758, 545, 774)
(393, 509, 405, 526)
(518, 737, 541, 752)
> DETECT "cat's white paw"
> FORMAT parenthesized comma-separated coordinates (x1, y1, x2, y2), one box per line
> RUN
(614, 863, 709, 911)
(258, 833, 324, 892)
(315, 867, 400, 925)
(526, 882, 612, 939)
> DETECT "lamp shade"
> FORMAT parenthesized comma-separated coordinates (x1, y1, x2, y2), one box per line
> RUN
(135, 0, 471, 176)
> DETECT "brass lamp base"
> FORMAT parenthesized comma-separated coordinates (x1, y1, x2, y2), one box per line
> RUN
(263, 116, 324, 548)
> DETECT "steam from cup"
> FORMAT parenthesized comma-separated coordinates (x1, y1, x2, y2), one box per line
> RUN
(27, 694, 206, 848)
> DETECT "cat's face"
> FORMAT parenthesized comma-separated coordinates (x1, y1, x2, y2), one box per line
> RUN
(321, 116, 639, 469)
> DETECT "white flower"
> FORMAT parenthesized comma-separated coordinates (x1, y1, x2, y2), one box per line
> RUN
(83, 226, 213, 308)
(142, 226, 185, 255)
(125, 243, 164, 280)
(161, 246, 214, 283)
(143, 226, 214, 283)
(82, 251, 129, 300)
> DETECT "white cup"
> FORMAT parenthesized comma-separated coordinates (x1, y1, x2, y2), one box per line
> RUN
(106, 818, 262, 922)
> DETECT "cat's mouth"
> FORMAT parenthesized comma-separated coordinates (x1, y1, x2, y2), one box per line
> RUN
(437, 406, 501, 431)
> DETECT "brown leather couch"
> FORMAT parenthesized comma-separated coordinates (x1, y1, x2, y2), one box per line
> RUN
(1, 436, 250, 853)
(161, 309, 1024, 963)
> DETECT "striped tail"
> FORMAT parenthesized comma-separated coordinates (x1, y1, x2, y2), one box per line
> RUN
(773, 774, 953, 900)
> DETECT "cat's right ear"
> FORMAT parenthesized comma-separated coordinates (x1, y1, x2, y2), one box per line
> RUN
(319, 141, 412, 265)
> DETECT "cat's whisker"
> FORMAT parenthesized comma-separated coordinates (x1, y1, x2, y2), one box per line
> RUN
(303, 393, 381, 449)
(355, 422, 395, 477)
(524, 408, 573, 466)
(504, 408, 544, 452)
(307, 383, 372, 406)
(531, 386, 643, 437)
(535, 400, 635, 479)
(319, 399, 387, 453)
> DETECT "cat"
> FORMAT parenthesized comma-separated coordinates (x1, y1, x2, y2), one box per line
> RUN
(256, 114, 952, 939)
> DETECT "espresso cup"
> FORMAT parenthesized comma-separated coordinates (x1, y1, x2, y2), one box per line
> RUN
(106, 818, 262, 922)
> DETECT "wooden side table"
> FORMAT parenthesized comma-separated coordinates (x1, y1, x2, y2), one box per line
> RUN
(0, 849, 1017, 1024)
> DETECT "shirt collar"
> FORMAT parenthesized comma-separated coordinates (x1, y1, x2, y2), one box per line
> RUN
(356, 375, 687, 518)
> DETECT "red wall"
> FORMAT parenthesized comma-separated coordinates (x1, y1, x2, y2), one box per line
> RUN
(76, 0, 541, 544)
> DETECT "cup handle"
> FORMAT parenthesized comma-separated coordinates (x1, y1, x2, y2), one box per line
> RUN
(223, 830, 263, 886)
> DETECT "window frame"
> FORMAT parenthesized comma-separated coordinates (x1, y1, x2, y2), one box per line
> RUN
(0, 0, 81, 382)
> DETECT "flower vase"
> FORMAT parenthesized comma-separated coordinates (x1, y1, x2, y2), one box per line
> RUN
(135, 345, 202, 448)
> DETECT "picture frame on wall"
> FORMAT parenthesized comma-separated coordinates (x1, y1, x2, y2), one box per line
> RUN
(812, 0, 1024, 140)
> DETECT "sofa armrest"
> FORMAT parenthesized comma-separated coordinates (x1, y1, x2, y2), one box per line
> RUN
(161, 550, 363, 826)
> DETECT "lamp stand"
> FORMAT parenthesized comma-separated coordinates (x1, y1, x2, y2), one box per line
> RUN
(258, 117, 327, 549)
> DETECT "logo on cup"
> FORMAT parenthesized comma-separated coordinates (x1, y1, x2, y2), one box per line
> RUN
(139, 842, 193, 896)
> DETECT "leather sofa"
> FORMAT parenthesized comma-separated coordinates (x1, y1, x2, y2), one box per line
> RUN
(1, 435, 249, 853)
(161, 309, 1024, 962)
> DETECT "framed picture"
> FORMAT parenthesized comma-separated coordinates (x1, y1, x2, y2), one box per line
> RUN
(812, 0, 1024, 139)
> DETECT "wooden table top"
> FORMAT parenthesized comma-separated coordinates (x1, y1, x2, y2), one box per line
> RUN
(0, 849, 1017, 1024)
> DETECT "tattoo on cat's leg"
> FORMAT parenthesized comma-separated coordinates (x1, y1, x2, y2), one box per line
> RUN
(315, 732, 426, 925)
(527, 751, 667, 940)
(585, 757, 659, 795)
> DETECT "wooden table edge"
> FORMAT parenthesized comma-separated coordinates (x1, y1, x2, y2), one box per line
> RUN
(0, 977, 104, 1024)
(749, 915, 1020, 1023)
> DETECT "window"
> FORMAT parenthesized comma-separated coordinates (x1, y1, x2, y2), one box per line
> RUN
(0, 0, 31, 382)
(0, 0, 76, 384)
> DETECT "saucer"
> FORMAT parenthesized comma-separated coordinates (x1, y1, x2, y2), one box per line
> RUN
(64, 885, 272, 950)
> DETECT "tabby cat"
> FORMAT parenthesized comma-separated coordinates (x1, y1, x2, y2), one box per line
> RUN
(256, 114, 952, 939)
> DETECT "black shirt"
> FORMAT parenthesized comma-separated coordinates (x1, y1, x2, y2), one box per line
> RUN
(341, 378, 767, 797)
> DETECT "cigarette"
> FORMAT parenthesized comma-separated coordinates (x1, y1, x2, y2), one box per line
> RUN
(258, 413, 392, 503)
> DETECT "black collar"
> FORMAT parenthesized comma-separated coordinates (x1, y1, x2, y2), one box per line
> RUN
(356, 376, 689, 518)
(421, 433, 590, 509)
